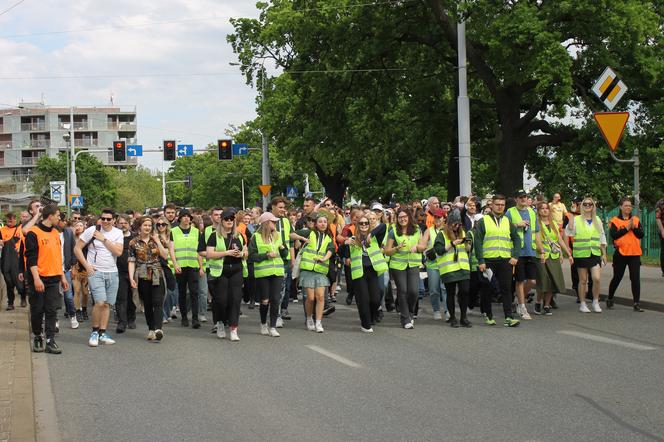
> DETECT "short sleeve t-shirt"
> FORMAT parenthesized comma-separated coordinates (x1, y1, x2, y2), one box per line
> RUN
(79, 226, 124, 272)
(506, 208, 539, 257)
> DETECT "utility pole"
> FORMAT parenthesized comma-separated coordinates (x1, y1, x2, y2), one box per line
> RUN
(457, 17, 472, 197)
(69, 107, 79, 196)
(261, 68, 271, 211)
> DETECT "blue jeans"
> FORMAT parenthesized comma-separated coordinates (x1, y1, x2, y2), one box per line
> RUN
(63, 270, 75, 316)
(198, 273, 208, 316)
(426, 266, 447, 313)
(88, 271, 119, 305)
(279, 263, 291, 314)
(163, 281, 179, 320)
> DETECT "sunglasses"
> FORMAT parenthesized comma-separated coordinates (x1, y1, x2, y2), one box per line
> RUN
(358, 221, 369, 226)
(156, 223, 167, 227)
(582, 202, 594, 207)
(223, 216, 235, 221)
(100, 217, 113, 221)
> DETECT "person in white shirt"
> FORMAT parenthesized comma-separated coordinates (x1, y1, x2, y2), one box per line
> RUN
(74, 209, 124, 347)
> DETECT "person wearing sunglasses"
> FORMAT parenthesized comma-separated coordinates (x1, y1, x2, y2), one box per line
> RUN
(291, 212, 335, 333)
(206, 208, 247, 341)
(74, 208, 124, 347)
(249, 212, 289, 337)
(565, 197, 607, 313)
(154, 216, 177, 324)
(422, 208, 449, 321)
(200, 208, 223, 329)
(384, 208, 427, 329)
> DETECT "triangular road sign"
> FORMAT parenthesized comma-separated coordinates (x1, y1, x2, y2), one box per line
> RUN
(258, 185, 272, 197)
(594, 112, 629, 152)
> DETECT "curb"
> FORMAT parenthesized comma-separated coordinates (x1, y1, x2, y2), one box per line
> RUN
(561, 289, 664, 313)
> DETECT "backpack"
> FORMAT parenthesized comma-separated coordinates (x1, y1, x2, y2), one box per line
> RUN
(1, 227, 21, 287)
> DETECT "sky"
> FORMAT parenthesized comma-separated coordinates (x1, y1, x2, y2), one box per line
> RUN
(0, 0, 261, 171)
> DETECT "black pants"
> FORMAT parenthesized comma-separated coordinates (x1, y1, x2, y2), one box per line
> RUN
(115, 271, 136, 325)
(209, 266, 244, 328)
(608, 252, 641, 304)
(660, 235, 664, 275)
(177, 267, 199, 321)
(256, 275, 282, 328)
(344, 263, 354, 299)
(28, 277, 60, 340)
(468, 271, 480, 309)
(138, 278, 164, 331)
(445, 279, 470, 320)
(484, 260, 514, 319)
(245, 262, 259, 304)
(354, 267, 382, 329)
(390, 267, 419, 325)
(3, 271, 23, 306)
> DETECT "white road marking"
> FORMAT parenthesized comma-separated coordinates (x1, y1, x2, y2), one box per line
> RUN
(306, 345, 362, 368)
(557, 330, 657, 351)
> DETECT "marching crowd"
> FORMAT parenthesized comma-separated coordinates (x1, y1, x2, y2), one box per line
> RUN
(0, 190, 658, 355)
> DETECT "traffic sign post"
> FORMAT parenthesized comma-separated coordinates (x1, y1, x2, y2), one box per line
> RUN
(127, 144, 143, 156)
(286, 186, 298, 199)
(232, 143, 249, 156)
(177, 144, 194, 157)
(70, 195, 84, 209)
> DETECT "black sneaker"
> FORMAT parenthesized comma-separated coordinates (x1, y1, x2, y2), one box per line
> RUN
(116, 322, 127, 334)
(192, 319, 201, 329)
(33, 336, 44, 353)
(449, 318, 459, 328)
(45, 339, 61, 354)
(127, 321, 136, 329)
(281, 311, 291, 320)
(533, 303, 542, 315)
(543, 306, 553, 316)
(20, 299, 27, 308)
(181, 318, 189, 327)
(82, 309, 89, 321)
(322, 305, 336, 316)
(633, 303, 644, 312)
(550, 298, 558, 309)
(460, 318, 472, 328)
(76, 310, 84, 322)
(606, 298, 615, 309)
(345, 295, 353, 305)
(6, 304, 14, 311)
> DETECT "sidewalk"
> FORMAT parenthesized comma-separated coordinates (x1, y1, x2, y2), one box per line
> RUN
(0, 308, 35, 442)
(561, 263, 664, 311)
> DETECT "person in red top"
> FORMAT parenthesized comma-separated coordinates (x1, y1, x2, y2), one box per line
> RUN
(24, 204, 69, 354)
(607, 197, 644, 311)
(1, 213, 25, 309)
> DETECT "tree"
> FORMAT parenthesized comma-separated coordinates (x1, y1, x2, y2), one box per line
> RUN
(34, 153, 116, 213)
(107, 166, 162, 212)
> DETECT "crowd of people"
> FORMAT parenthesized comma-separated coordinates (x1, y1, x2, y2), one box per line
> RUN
(0, 190, 657, 355)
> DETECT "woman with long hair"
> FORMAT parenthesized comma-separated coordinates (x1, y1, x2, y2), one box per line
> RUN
(433, 209, 472, 328)
(71, 221, 90, 322)
(206, 208, 247, 341)
(127, 216, 169, 341)
(534, 202, 572, 315)
(607, 197, 644, 311)
(384, 208, 427, 329)
(155, 216, 176, 323)
(566, 197, 607, 313)
(291, 212, 334, 332)
(248, 212, 289, 337)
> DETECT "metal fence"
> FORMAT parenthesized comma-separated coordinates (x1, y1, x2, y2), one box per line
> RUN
(598, 207, 661, 259)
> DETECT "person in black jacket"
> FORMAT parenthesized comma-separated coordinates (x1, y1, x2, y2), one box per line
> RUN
(56, 214, 79, 329)
(114, 215, 136, 333)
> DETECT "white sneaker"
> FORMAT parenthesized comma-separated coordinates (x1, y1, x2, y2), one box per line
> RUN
(433, 311, 442, 320)
(216, 322, 226, 339)
(361, 326, 374, 333)
(200, 314, 208, 323)
(155, 329, 164, 341)
(444, 311, 451, 321)
(260, 324, 269, 335)
(147, 330, 156, 341)
(315, 321, 324, 333)
(269, 327, 280, 337)
(88, 331, 99, 347)
(276, 317, 284, 328)
(592, 301, 602, 313)
(404, 322, 414, 329)
(306, 318, 315, 331)
(229, 329, 239, 342)
(579, 303, 591, 313)
(519, 306, 532, 320)
(70, 316, 79, 329)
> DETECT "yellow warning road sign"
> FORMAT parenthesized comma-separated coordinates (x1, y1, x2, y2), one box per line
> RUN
(258, 185, 272, 197)
(594, 112, 629, 152)
(591, 67, 628, 110)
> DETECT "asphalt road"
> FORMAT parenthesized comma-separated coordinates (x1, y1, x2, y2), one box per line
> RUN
(44, 296, 664, 442)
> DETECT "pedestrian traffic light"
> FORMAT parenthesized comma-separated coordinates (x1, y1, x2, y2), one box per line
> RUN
(218, 139, 232, 160)
(163, 140, 176, 161)
(113, 140, 126, 162)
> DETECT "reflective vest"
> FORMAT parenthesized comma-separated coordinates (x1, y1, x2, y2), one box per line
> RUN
(468, 230, 478, 270)
(389, 229, 421, 270)
(0, 225, 22, 252)
(28, 226, 63, 277)
(425, 226, 444, 270)
(171, 226, 200, 268)
(438, 231, 470, 275)
(349, 236, 388, 280)
(539, 222, 561, 260)
(275, 217, 291, 263)
(203, 225, 215, 271)
(482, 216, 512, 259)
(253, 233, 284, 278)
(572, 216, 601, 258)
(610, 216, 642, 256)
(299, 231, 331, 275)
(507, 206, 536, 250)
(208, 233, 248, 278)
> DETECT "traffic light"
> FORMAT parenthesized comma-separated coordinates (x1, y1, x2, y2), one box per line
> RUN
(185, 175, 192, 189)
(113, 140, 126, 162)
(218, 139, 232, 160)
(163, 140, 176, 161)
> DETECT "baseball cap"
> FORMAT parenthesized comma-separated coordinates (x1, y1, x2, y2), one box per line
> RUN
(430, 207, 446, 218)
(222, 208, 237, 219)
(258, 212, 279, 224)
(515, 189, 528, 197)
(370, 202, 383, 211)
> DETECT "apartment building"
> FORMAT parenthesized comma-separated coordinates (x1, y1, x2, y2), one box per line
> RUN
(0, 103, 138, 182)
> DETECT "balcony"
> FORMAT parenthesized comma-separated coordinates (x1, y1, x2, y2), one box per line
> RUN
(21, 157, 41, 165)
(29, 139, 51, 148)
(20, 122, 46, 131)
(0, 125, 4, 133)
(74, 139, 98, 147)
(107, 121, 136, 130)
(0, 141, 11, 149)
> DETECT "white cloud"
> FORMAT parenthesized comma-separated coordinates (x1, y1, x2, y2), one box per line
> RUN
(0, 0, 260, 170)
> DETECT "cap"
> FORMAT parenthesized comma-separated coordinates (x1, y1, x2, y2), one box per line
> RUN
(370, 202, 383, 211)
(258, 212, 279, 224)
(515, 189, 528, 197)
(447, 208, 462, 225)
(178, 209, 192, 220)
(572, 196, 583, 204)
(222, 207, 237, 219)
(430, 207, 446, 218)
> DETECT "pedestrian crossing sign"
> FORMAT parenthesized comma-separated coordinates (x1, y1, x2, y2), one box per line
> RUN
(70, 195, 84, 209)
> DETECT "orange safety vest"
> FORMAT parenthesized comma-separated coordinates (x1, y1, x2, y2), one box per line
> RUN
(610, 216, 642, 256)
(29, 226, 63, 277)
(0, 225, 23, 252)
